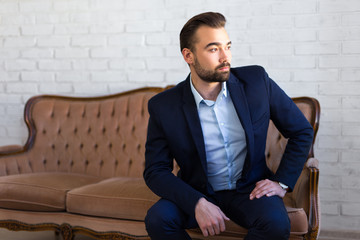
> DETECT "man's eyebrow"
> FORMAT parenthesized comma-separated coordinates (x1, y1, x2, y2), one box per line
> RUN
(204, 41, 232, 49)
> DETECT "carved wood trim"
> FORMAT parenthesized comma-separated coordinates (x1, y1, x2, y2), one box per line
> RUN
(0, 220, 149, 240)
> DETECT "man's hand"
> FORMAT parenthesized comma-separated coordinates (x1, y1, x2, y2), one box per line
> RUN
(249, 179, 287, 200)
(195, 197, 230, 237)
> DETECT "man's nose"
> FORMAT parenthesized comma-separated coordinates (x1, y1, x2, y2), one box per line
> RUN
(219, 49, 231, 63)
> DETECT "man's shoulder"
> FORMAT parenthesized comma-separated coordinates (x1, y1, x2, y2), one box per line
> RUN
(148, 79, 187, 106)
(230, 65, 266, 80)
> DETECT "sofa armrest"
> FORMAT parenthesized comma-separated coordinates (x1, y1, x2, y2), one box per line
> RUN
(0, 145, 24, 155)
(287, 157, 319, 240)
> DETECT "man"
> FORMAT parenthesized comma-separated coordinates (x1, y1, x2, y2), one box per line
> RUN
(143, 12, 313, 240)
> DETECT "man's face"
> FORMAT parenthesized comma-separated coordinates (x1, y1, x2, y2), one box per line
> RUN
(191, 26, 232, 83)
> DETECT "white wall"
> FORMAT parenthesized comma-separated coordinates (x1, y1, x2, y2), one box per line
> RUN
(1, 0, 360, 233)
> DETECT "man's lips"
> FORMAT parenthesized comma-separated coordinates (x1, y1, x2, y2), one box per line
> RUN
(216, 63, 231, 71)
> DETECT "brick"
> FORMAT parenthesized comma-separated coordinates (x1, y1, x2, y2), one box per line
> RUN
(91, 72, 127, 82)
(4, 37, 36, 47)
(343, 125, 360, 136)
(320, 56, 360, 68)
(318, 135, 355, 149)
(343, 41, 360, 54)
(1, 15, 36, 25)
(271, 29, 317, 42)
(0, 1, 18, 13)
(342, 67, 360, 81)
(91, 48, 125, 58)
(90, 24, 125, 34)
(165, 19, 188, 32)
(0, 26, 20, 36)
(251, 44, 293, 56)
(342, 151, 360, 162)
(6, 83, 38, 93)
(316, 95, 341, 109)
(21, 49, 53, 59)
(343, 110, 360, 123)
(342, 176, 360, 189)
(294, 69, 338, 82)
(0, 49, 20, 59)
(19, 0, 52, 12)
(318, 122, 341, 136)
(5, 60, 36, 71)
(53, 0, 89, 12)
(128, 71, 165, 83)
(146, 58, 186, 70)
(320, 109, 342, 123)
(56, 72, 90, 82)
(295, 15, 341, 28)
(126, 20, 164, 33)
(342, 13, 360, 26)
(0, 72, 20, 82)
(249, 16, 293, 29)
(107, 11, 144, 22)
(38, 36, 70, 47)
(21, 72, 55, 82)
(320, 188, 360, 202)
(108, 34, 143, 46)
(145, 8, 185, 20)
(343, 96, 360, 109)
(38, 60, 72, 70)
(315, 149, 339, 163)
(319, 175, 341, 189)
(126, 0, 164, 9)
(39, 83, 73, 94)
(146, 33, 172, 46)
(21, 25, 53, 35)
(109, 59, 146, 70)
(319, 82, 360, 95)
(73, 60, 108, 70)
(35, 13, 70, 24)
(320, 0, 360, 13)
(55, 48, 89, 58)
(72, 36, 106, 47)
(73, 83, 108, 95)
(89, 0, 125, 10)
(342, 203, 360, 216)
(54, 24, 89, 35)
(127, 46, 164, 57)
(322, 202, 340, 215)
(272, 1, 316, 15)
(319, 28, 360, 41)
(295, 43, 340, 55)
(269, 56, 316, 69)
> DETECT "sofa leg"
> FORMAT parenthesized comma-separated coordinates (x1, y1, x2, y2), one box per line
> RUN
(59, 223, 74, 240)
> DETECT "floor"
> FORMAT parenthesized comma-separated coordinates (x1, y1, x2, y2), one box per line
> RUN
(0, 228, 359, 240)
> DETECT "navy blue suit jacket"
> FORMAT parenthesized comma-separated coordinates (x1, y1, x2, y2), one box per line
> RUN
(144, 66, 314, 217)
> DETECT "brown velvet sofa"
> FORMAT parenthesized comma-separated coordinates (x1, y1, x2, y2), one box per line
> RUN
(0, 86, 320, 240)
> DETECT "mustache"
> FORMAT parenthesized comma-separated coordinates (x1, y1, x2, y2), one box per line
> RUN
(216, 62, 231, 70)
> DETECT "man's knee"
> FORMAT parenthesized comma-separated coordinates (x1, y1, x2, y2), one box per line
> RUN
(258, 212, 290, 239)
(145, 199, 186, 236)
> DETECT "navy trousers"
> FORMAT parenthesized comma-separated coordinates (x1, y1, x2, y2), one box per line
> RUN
(145, 190, 290, 240)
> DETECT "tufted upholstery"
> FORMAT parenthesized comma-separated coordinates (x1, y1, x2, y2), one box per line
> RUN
(0, 89, 163, 178)
(0, 88, 320, 240)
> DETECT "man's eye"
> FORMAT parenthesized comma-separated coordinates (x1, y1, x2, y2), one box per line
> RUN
(210, 48, 217, 52)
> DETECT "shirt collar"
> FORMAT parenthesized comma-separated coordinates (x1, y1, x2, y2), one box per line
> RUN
(190, 75, 228, 109)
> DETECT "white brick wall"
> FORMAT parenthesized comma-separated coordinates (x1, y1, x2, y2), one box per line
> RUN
(0, 0, 360, 233)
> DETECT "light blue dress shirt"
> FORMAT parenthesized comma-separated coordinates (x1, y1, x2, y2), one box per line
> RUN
(190, 79, 247, 191)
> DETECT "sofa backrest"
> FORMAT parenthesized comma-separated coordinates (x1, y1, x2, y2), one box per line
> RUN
(1, 87, 319, 181)
(3, 87, 167, 178)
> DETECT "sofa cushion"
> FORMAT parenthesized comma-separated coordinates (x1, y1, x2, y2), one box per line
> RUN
(66, 177, 159, 221)
(0, 172, 101, 211)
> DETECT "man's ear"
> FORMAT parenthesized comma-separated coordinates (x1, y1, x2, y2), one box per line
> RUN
(182, 48, 194, 65)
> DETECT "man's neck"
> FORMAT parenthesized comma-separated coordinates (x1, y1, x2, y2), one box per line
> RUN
(191, 75, 222, 101)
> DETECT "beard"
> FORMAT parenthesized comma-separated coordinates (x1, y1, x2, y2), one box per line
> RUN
(193, 57, 231, 83)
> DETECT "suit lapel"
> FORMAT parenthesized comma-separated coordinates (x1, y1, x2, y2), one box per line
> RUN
(181, 77, 208, 173)
(227, 73, 254, 161)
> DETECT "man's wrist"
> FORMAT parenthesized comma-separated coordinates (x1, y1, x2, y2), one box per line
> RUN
(278, 182, 289, 191)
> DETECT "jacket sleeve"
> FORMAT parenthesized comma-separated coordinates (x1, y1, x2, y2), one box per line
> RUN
(264, 69, 314, 191)
(143, 97, 206, 216)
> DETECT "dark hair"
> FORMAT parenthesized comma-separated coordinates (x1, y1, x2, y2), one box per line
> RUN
(180, 12, 226, 52)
